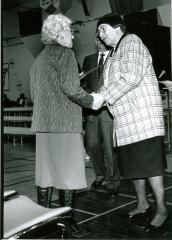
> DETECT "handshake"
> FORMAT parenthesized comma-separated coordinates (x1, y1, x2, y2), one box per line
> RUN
(90, 92, 105, 110)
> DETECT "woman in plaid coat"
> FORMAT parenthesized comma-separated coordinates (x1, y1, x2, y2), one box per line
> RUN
(93, 14, 169, 232)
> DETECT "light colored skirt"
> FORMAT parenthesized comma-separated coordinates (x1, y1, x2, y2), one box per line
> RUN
(35, 133, 87, 190)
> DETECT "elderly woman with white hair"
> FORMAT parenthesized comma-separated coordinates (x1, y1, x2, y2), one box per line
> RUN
(30, 14, 95, 237)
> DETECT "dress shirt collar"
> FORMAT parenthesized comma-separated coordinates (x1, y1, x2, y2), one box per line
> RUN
(98, 51, 109, 63)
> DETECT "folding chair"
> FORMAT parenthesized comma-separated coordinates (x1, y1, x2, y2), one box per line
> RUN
(3, 190, 71, 239)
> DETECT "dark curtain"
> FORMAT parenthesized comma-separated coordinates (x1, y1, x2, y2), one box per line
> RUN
(109, 0, 143, 15)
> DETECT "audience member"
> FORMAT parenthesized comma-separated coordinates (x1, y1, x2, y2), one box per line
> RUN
(3, 94, 14, 108)
(16, 93, 27, 107)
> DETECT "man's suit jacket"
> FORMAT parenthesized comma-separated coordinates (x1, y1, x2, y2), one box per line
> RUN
(82, 53, 99, 93)
(81, 52, 112, 121)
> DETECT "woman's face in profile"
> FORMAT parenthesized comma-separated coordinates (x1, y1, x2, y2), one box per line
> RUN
(58, 26, 74, 48)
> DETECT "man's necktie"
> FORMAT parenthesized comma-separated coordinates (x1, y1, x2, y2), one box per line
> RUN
(98, 53, 105, 81)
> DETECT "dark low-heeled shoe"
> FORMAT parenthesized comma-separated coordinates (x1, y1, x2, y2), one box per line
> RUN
(128, 207, 152, 225)
(144, 212, 170, 233)
(91, 178, 104, 190)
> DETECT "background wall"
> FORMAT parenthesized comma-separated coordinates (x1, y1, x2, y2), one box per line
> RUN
(3, 9, 35, 101)
(67, 0, 111, 65)
(2, 0, 171, 102)
(3, 44, 34, 101)
(143, 0, 171, 10)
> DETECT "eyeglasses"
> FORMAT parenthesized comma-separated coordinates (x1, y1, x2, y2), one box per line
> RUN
(64, 29, 74, 34)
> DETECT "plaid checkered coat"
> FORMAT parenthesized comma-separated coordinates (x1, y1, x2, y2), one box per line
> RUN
(100, 34, 165, 146)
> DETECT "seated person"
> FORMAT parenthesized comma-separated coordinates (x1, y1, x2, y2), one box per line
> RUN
(16, 93, 27, 107)
(3, 94, 14, 108)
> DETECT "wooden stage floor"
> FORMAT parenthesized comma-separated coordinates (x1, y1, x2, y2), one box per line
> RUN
(3, 141, 172, 239)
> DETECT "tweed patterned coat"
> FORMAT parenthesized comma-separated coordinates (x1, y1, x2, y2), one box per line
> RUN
(30, 44, 93, 133)
(100, 34, 165, 146)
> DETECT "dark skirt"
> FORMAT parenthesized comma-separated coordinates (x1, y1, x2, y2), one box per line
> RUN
(117, 136, 166, 179)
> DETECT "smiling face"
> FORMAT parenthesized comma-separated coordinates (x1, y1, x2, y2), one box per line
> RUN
(98, 24, 122, 47)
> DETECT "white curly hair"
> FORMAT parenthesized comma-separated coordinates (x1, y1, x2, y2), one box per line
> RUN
(41, 14, 72, 45)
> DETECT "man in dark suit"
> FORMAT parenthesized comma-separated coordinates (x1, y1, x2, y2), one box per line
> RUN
(81, 36, 120, 195)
